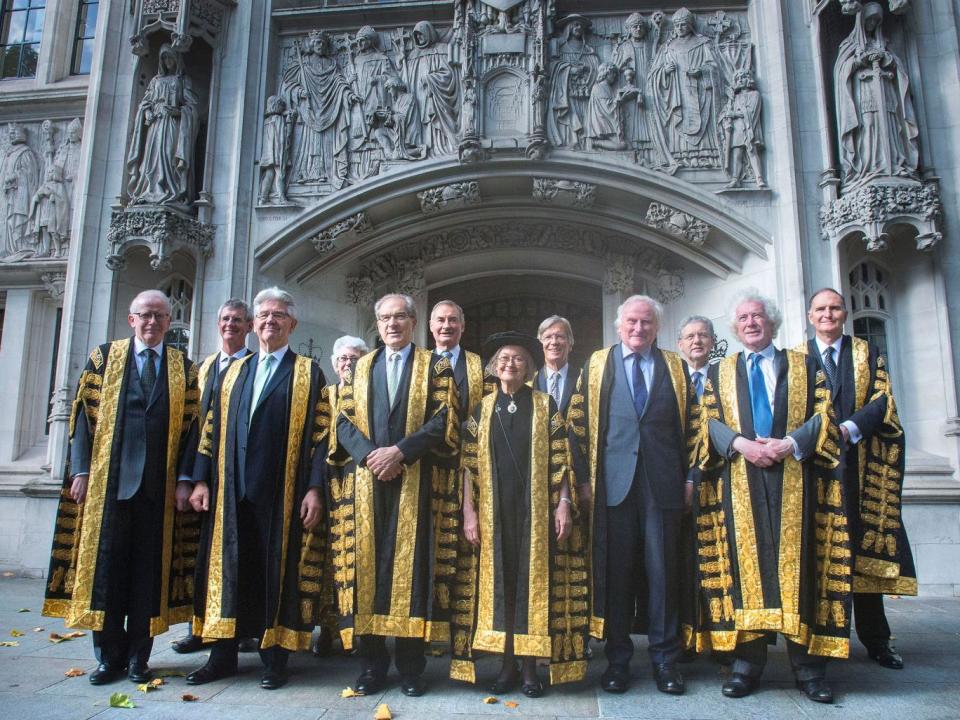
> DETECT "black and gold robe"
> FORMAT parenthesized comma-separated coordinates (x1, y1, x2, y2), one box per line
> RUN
(693, 350, 853, 657)
(795, 337, 917, 596)
(43, 339, 200, 635)
(450, 388, 589, 685)
(328, 347, 460, 649)
(191, 352, 330, 651)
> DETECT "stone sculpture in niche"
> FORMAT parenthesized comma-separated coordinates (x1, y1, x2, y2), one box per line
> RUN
(370, 76, 425, 161)
(350, 25, 400, 179)
(649, 7, 723, 171)
(586, 62, 637, 151)
(1, 123, 40, 257)
(126, 44, 199, 208)
(612, 13, 655, 165)
(280, 30, 360, 189)
(834, 2, 919, 187)
(259, 95, 294, 205)
(30, 164, 70, 257)
(54, 119, 83, 208)
(720, 69, 766, 188)
(547, 15, 599, 150)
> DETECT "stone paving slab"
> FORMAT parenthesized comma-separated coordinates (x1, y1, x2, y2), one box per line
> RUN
(0, 578, 958, 719)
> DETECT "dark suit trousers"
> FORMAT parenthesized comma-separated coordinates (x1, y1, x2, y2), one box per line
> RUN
(853, 593, 891, 651)
(732, 635, 826, 682)
(359, 635, 426, 678)
(93, 488, 161, 668)
(604, 474, 682, 667)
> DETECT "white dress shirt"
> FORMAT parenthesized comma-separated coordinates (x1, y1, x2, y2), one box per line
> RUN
(621, 342, 655, 399)
(218, 347, 250, 373)
(746, 343, 804, 460)
(437, 344, 461, 368)
(814, 336, 862, 444)
(133, 337, 163, 377)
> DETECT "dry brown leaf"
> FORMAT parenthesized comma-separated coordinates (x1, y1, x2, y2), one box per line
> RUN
(504, 700, 519, 708)
(148, 678, 165, 687)
(136, 682, 159, 693)
(181, 694, 200, 702)
(374, 703, 392, 720)
(64, 668, 86, 677)
(482, 695, 499, 704)
(340, 687, 361, 698)
(63, 631, 86, 639)
(49, 631, 86, 643)
(0, 641, 19, 647)
(10, 630, 24, 637)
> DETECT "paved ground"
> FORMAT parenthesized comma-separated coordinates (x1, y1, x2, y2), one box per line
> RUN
(0, 577, 957, 720)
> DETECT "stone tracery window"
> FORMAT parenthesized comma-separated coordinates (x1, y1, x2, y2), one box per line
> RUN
(71, 0, 99, 75)
(161, 275, 193, 353)
(0, 0, 45, 79)
(849, 260, 890, 357)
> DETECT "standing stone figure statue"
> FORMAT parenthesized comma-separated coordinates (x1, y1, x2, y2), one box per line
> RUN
(720, 69, 766, 188)
(587, 62, 638, 151)
(1, 122, 40, 257)
(126, 44, 200, 207)
(399, 20, 460, 157)
(547, 14, 599, 149)
(54, 119, 83, 209)
(613, 13, 655, 164)
(258, 95, 293, 204)
(649, 7, 723, 170)
(350, 26, 399, 178)
(834, 2, 919, 186)
(30, 164, 70, 257)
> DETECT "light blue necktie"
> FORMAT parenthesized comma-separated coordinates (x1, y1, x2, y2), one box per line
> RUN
(250, 354, 276, 419)
(387, 352, 402, 407)
(749, 353, 773, 438)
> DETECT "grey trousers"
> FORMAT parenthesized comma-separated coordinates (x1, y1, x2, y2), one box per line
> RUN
(732, 635, 827, 682)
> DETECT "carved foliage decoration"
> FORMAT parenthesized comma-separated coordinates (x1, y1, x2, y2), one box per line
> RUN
(643, 202, 711, 247)
(106, 207, 214, 271)
(532, 178, 596, 209)
(418, 182, 481, 215)
(309, 212, 372, 254)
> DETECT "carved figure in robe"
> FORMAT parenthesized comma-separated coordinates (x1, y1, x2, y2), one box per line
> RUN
(1, 123, 40, 257)
(126, 44, 199, 207)
(649, 8, 723, 170)
(399, 21, 460, 157)
(369, 76, 425, 161)
(281, 30, 361, 189)
(586, 62, 637, 151)
(834, 2, 919, 186)
(547, 15, 599, 149)
(39, 120, 55, 173)
(350, 26, 400, 178)
(720, 70, 766, 189)
(259, 95, 293, 204)
(54, 119, 83, 207)
(613, 13, 654, 164)
(30, 164, 70, 257)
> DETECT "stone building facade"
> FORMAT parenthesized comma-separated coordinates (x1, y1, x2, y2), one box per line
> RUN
(0, 0, 958, 593)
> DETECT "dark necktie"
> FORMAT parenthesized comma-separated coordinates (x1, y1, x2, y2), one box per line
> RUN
(692, 371, 704, 399)
(140, 348, 158, 400)
(632, 353, 648, 416)
(823, 346, 838, 391)
(749, 353, 773, 438)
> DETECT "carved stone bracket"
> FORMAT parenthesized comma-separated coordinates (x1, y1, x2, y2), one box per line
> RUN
(643, 202, 711, 247)
(131, 0, 234, 54)
(106, 207, 214, 271)
(532, 179, 596, 209)
(309, 212, 372, 254)
(418, 182, 481, 216)
(41, 272, 67, 302)
(819, 179, 942, 252)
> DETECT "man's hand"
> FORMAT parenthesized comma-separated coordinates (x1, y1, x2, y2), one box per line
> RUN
(463, 506, 480, 547)
(300, 487, 323, 531)
(70, 474, 88, 504)
(732, 436, 775, 468)
(175, 481, 194, 512)
(189, 481, 210, 512)
(757, 437, 795, 463)
(366, 446, 405, 479)
(555, 500, 572, 542)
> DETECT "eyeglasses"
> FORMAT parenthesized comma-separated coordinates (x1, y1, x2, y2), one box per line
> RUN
(497, 354, 528, 367)
(131, 312, 169, 322)
(336, 355, 360, 364)
(377, 312, 411, 323)
(256, 310, 290, 321)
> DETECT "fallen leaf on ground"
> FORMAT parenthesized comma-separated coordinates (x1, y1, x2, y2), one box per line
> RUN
(148, 678, 165, 687)
(0, 641, 19, 647)
(31, 627, 44, 633)
(182, 693, 199, 702)
(341, 687, 361, 698)
(64, 668, 86, 677)
(482, 695, 498, 704)
(136, 683, 157, 693)
(504, 700, 519, 708)
(154, 669, 186, 678)
(374, 703, 392, 720)
(49, 631, 86, 643)
(10, 630, 24, 637)
(109, 692, 135, 708)
(16, 608, 29, 612)
(2, 572, 15, 578)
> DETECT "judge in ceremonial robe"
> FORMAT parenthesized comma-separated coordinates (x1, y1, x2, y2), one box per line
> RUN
(43, 290, 200, 685)
(452, 332, 587, 697)
(798, 288, 915, 669)
(430, 300, 487, 418)
(330, 293, 460, 697)
(677, 315, 716, 401)
(173, 298, 253, 655)
(186, 288, 329, 690)
(692, 290, 851, 704)
(535, 315, 577, 415)
(567, 295, 698, 696)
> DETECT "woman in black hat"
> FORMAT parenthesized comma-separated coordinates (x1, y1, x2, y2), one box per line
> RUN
(449, 332, 590, 697)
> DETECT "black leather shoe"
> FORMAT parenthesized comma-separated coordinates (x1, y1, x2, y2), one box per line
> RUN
(128, 662, 151, 683)
(796, 678, 834, 704)
(600, 665, 629, 694)
(521, 680, 544, 698)
(400, 675, 427, 697)
(489, 663, 520, 694)
(868, 642, 904, 670)
(238, 637, 259, 653)
(185, 662, 237, 685)
(260, 668, 288, 690)
(721, 673, 756, 698)
(653, 663, 684, 695)
(354, 670, 385, 695)
(89, 663, 125, 685)
(172, 634, 204, 654)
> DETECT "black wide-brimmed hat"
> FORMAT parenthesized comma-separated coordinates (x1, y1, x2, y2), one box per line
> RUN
(481, 331, 544, 367)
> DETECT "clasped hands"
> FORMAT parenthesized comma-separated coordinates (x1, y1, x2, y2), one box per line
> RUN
(365, 445, 405, 482)
(732, 435, 795, 468)
(182, 481, 324, 530)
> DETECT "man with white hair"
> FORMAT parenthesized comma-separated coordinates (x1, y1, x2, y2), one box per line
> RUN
(568, 294, 698, 696)
(535, 315, 576, 413)
(186, 287, 330, 690)
(43, 290, 201, 686)
(692, 289, 852, 704)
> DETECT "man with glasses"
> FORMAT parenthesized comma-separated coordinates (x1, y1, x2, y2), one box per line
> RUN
(330, 293, 460, 697)
(677, 316, 716, 400)
(535, 315, 576, 414)
(186, 287, 330, 690)
(43, 290, 201, 686)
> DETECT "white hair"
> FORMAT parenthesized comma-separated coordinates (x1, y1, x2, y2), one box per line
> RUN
(330, 335, 369, 366)
(129, 289, 171, 314)
(253, 286, 297, 320)
(728, 288, 782, 336)
(217, 298, 252, 322)
(374, 293, 416, 319)
(537, 315, 575, 346)
(614, 294, 663, 329)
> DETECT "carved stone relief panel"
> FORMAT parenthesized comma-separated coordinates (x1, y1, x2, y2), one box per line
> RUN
(419, 182, 481, 216)
(643, 202, 711, 247)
